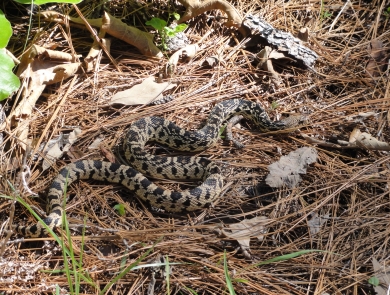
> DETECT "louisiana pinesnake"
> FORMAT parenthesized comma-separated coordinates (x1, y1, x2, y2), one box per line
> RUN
(13, 99, 303, 237)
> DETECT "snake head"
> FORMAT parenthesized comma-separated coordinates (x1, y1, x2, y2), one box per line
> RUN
(279, 114, 308, 129)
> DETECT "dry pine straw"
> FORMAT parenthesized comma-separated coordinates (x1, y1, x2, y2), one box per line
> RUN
(1, 0, 389, 294)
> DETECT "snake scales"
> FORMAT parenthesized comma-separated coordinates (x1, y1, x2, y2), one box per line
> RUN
(13, 99, 302, 237)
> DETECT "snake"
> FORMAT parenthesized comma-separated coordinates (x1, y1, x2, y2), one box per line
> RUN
(13, 99, 303, 237)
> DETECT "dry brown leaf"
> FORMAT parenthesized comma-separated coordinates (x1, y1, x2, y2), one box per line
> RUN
(220, 216, 268, 258)
(266, 147, 318, 188)
(177, 0, 246, 35)
(99, 144, 116, 163)
(308, 212, 329, 235)
(257, 46, 294, 84)
(101, 12, 163, 58)
(41, 128, 82, 171)
(372, 258, 390, 295)
(40, 11, 162, 58)
(88, 136, 105, 150)
(166, 44, 199, 76)
(366, 39, 388, 78)
(109, 77, 177, 105)
(1, 45, 81, 150)
(349, 128, 390, 151)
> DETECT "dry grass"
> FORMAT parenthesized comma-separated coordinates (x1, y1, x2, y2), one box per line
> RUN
(1, 0, 389, 294)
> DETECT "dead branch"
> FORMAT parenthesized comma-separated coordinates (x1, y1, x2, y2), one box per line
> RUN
(177, 0, 247, 36)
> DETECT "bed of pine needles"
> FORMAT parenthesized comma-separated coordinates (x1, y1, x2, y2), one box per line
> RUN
(0, 0, 389, 294)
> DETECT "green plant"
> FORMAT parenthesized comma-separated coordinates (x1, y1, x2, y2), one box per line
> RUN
(383, 7, 390, 18)
(368, 276, 380, 286)
(0, 9, 20, 101)
(113, 203, 126, 216)
(223, 251, 236, 295)
(271, 100, 279, 109)
(165, 255, 171, 294)
(319, 0, 332, 20)
(146, 13, 187, 50)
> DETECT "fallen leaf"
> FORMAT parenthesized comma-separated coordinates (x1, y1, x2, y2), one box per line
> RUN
(100, 144, 116, 163)
(371, 258, 390, 295)
(109, 76, 176, 105)
(166, 44, 199, 77)
(266, 147, 317, 188)
(3, 45, 81, 150)
(257, 46, 294, 84)
(308, 212, 329, 235)
(349, 128, 390, 151)
(366, 39, 388, 78)
(88, 136, 105, 150)
(220, 216, 268, 258)
(41, 128, 82, 171)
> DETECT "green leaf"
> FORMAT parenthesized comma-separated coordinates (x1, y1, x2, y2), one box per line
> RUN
(146, 17, 167, 32)
(0, 9, 12, 48)
(253, 250, 327, 267)
(172, 13, 180, 20)
(114, 203, 126, 216)
(223, 251, 236, 295)
(322, 11, 332, 18)
(0, 49, 20, 101)
(13, 0, 82, 4)
(368, 276, 380, 286)
(173, 23, 187, 34)
(164, 26, 176, 37)
(219, 125, 226, 139)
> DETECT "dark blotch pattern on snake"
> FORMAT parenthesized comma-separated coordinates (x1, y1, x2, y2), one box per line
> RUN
(13, 99, 302, 237)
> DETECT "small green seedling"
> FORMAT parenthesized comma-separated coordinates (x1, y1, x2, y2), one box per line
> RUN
(114, 203, 126, 216)
(146, 13, 188, 50)
(384, 7, 390, 18)
(271, 101, 279, 109)
(368, 276, 380, 286)
(0, 9, 20, 101)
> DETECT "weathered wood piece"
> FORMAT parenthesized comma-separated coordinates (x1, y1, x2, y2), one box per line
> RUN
(242, 14, 318, 68)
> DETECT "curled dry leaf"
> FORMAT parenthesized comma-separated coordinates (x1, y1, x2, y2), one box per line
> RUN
(41, 128, 82, 171)
(219, 216, 268, 258)
(349, 128, 390, 151)
(109, 76, 177, 105)
(1, 45, 81, 150)
(13, 54, 80, 122)
(88, 136, 105, 150)
(266, 147, 317, 189)
(202, 56, 220, 68)
(366, 39, 388, 78)
(85, 36, 111, 73)
(101, 12, 163, 58)
(257, 46, 293, 83)
(166, 44, 199, 77)
(40, 11, 163, 58)
(177, 0, 246, 36)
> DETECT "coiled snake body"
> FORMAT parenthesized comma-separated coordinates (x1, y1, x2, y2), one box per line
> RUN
(14, 99, 300, 237)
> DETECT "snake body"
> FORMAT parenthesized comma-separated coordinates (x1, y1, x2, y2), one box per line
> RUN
(14, 99, 299, 237)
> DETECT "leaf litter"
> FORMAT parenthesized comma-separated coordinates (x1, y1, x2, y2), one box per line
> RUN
(0, 0, 389, 294)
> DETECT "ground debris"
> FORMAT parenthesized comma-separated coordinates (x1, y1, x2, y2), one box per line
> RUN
(243, 14, 318, 68)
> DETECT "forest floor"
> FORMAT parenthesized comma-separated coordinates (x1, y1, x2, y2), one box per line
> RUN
(0, 0, 389, 294)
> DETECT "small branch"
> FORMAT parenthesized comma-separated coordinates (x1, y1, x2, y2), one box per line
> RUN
(177, 0, 248, 36)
